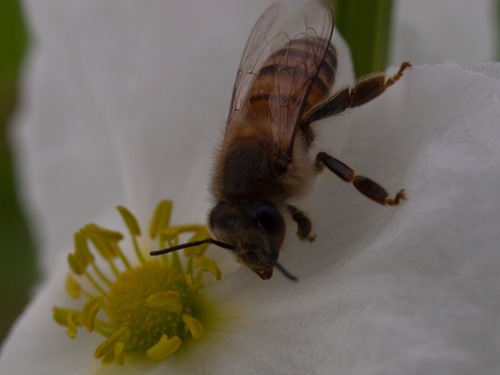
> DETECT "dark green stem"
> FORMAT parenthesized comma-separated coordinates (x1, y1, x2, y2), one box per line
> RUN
(332, 0, 394, 77)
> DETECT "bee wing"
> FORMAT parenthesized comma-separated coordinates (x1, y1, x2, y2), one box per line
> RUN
(227, 1, 287, 123)
(227, 0, 334, 154)
(269, 0, 334, 153)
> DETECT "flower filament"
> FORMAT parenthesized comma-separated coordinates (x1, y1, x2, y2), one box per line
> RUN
(53, 200, 221, 366)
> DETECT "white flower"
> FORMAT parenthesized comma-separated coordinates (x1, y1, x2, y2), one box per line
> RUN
(391, 0, 496, 65)
(2, 0, 500, 374)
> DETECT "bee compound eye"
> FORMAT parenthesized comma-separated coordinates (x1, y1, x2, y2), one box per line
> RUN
(209, 202, 242, 232)
(254, 203, 285, 235)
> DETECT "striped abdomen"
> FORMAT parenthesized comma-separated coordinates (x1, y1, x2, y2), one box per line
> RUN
(245, 38, 337, 119)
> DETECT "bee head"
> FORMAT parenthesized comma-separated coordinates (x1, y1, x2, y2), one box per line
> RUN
(209, 201, 286, 280)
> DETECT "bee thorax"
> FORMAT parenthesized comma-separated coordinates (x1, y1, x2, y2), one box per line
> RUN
(219, 138, 276, 200)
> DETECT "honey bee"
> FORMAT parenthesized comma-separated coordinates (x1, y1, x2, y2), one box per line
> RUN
(151, 0, 410, 280)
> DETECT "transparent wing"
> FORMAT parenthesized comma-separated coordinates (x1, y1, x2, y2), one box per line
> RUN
(226, 1, 287, 123)
(226, 0, 334, 154)
(268, 0, 334, 152)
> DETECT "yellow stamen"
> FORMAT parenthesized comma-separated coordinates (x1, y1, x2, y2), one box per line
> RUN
(53, 200, 223, 366)
(117, 205, 144, 263)
(94, 326, 131, 361)
(146, 291, 182, 313)
(146, 334, 182, 361)
(149, 200, 173, 240)
(196, 256, 222, 281)
(182, 314, 204, 339)
(81, 296, 103, 332)
(65, 274, 81, 298)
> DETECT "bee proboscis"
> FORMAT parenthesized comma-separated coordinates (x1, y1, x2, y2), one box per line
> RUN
(151, 0, 410, 280)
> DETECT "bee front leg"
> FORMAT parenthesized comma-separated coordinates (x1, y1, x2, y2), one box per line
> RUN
(315, 152, 406, 206)
(287, 205, 316, 242)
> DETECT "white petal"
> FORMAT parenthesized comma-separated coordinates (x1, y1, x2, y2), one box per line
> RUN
(12, 0, 308, 274)
(5, 53, 500, 375)
(392, 0, 495, 65)
(7, 0, 500, 373)
(190, 62, 500, 374)
(0, 257, 101, 374)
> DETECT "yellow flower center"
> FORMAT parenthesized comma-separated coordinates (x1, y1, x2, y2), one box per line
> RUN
(53, 200, 221, 366)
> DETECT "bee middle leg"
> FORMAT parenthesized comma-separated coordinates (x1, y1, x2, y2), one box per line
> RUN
(287, 205, 316, 242)
(315, 152, 406, 206)
(302, 62, 411, 128)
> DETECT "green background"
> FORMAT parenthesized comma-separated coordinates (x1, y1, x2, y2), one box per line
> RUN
(0, 0, 38, 346)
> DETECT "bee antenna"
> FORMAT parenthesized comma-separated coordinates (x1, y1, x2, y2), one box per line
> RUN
(273, 261, 298, 282)
(261, 246, 298, 282)
(150, 238, 235, 256)
(150, 239, 298, 282)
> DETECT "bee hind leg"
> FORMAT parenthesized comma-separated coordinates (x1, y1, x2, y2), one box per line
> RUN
(287, 205, 316, 242)
(315, 152, 406, 206)
(302, 62, 411, 127)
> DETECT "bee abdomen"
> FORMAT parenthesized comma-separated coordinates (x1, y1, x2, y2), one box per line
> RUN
(247, 38, 337, 116)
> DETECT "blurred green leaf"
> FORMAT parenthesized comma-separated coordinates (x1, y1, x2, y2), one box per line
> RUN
(0, 0, 37, 346)
(332, 0, 393, 77)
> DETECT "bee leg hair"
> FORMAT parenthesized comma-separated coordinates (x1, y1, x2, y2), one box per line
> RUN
(287, 204, 316, 242)
(315, 152, 405, 206)
(302, 62, 411, 127)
